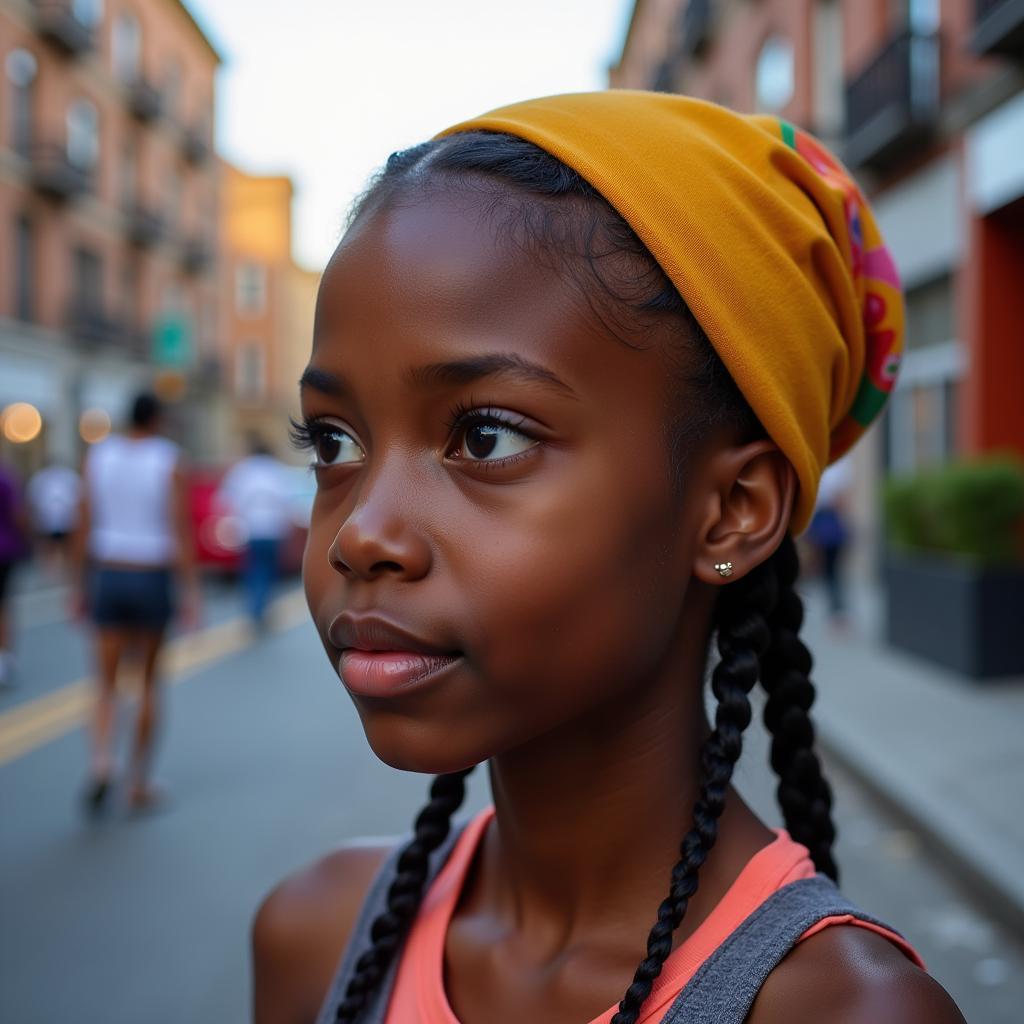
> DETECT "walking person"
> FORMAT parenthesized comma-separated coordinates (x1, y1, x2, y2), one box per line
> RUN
(0, 458, 29, 686)
(217, 435, 294, 632)
(806, 455, 854, 632)
(72, 392, 199, 814)
(26, 460, 81, 577)
(253, 94, 964, 1022)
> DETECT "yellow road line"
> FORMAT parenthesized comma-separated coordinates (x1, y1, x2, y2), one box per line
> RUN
(0, 589, 309, 767)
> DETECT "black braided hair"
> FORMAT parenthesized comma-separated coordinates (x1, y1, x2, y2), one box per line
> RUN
(611, 553, 778, 1022)
(334, 768, 472, 1022)
(335, 131, 839, 1022)
(759, 535, 839, 880)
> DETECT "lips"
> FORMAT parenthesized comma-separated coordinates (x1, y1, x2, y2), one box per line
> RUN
(328, 613, 462, 697)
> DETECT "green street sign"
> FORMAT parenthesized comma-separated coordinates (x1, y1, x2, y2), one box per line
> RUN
(152, 313, 192, 367)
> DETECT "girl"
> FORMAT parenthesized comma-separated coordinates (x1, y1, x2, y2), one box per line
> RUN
(254, 92, 965, 1023)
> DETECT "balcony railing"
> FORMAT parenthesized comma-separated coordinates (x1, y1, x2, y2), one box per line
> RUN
(66, 303, 123, 347)
(127, 76, 163, 121)
(181, 236, 213, 274)
(652, 57, 677, 93)
(125, 202, 164, 247)
(972, 0, 1024, 55)
(29, 143, 91, 200)
(182, 127, 210, 165)
(35, 1, 94, 56)
(680, 0, 713, 58)
(843, 29, 940, 171)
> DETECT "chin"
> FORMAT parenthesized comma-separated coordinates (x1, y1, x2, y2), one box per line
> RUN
(358, 711, 486, 776)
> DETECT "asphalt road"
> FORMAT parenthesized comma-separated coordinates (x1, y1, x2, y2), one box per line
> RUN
(1, 579, 1020, 1023)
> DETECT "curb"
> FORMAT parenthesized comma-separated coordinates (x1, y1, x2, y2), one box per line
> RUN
(817, 723, 1024, 940)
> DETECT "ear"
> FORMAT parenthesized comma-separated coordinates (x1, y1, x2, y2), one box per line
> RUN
(692, 441, 797, 586)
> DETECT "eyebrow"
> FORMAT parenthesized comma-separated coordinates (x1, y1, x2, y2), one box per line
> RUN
(300, 353, 578, 400)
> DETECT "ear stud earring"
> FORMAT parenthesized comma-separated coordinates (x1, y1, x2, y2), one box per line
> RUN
(714, 561, 734, 578)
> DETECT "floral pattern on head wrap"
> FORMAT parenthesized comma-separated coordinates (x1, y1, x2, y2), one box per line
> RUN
(779, 120, 904, 462)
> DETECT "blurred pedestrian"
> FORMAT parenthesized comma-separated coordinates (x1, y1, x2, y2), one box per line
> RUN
(807, 455, 854, 630)
(216, 435, 293, 632)
(72, 392, 200, 814)
(0, 458, 30, 686)
(26, 460, 81, 577)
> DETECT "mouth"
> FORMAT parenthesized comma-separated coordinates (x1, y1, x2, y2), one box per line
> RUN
(327, 612, 463, 698)
(337, 649, 463, 697)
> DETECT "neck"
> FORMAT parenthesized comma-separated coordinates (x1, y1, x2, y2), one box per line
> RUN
(478, 648, 773, 951)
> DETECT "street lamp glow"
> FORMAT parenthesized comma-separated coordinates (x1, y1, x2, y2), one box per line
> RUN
(2, 402, 43, 443)
(79, 408, 111, 444)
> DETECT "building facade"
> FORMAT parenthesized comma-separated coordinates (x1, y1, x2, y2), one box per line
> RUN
(612, 0, 1024, 575)
(0, 0, 220, 470)
(219, 162, 317, 460)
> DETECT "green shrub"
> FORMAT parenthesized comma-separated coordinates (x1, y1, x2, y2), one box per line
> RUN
(883, 453, 1024, 565)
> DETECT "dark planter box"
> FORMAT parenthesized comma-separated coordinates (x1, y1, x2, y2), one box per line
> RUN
(884, 547, 1024, 678)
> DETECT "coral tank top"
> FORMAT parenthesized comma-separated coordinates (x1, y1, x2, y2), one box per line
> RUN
(383, 807, 923, 1023)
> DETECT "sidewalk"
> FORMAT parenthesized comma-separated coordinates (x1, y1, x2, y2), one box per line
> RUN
(798, 574, 1024, 937)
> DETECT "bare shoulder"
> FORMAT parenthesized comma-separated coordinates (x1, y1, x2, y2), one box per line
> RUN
(748, 925, 966, 1024)
(251, 842, 393, 1024)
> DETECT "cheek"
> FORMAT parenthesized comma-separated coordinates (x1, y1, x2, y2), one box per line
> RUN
(459, 455, 684, 722)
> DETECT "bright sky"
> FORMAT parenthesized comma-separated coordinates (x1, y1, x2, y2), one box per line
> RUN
(189, 0, 635, 270)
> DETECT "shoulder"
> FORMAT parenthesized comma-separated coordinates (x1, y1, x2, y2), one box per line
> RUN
(252, 842, 393, 1024)
(748, 924, 966, 1024)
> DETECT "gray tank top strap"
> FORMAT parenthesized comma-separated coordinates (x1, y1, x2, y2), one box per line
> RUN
(662, 873, 908, 1023)
(314, 820, 469, 1024)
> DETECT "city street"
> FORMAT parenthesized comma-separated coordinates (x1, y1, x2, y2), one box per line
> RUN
(1, 576, 1022, 1023)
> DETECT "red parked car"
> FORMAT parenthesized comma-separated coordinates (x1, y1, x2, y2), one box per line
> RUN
(188, 465, 313, 575)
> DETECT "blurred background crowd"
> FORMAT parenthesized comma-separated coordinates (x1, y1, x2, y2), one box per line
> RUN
(0, 1, 1022, 1021)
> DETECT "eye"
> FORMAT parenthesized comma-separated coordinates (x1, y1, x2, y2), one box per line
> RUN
(448, 409, 538, 464)
(291, 417, 363, 468)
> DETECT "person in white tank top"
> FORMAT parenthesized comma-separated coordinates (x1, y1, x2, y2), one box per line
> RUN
(72, 393, 200, 814)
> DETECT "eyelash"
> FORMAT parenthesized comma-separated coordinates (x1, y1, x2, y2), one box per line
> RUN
(288, 416, 325, 459)
(288, 401, 537, 471)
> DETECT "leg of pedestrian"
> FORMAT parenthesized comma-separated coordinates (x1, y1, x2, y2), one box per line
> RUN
(126, 626, 165, 811)
(86, 626, 124, 814)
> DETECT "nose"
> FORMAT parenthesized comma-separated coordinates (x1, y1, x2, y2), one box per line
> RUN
(326, 465, 432, 583)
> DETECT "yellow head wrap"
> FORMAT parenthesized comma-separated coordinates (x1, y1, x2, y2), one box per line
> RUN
(436, 91, 904, 535)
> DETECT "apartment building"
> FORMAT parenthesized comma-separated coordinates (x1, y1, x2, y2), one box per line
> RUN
(612, 0, 1024, 572)
(0, 0, 221, 467)
(220, 162, 319, 458)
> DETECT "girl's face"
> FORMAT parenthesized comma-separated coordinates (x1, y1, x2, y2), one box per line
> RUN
(301, 187, 717, 773)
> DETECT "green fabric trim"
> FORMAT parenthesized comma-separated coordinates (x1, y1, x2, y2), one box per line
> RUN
(847, 379, 888, 428)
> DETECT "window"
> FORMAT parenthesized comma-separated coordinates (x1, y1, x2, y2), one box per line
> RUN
(812, 0, 843, 139)
(120, 137, 137, 207)
(6, 49, 37, 156)
(66, 99, 99, 172)
(236, 342, 266, 400)
(13, 215, 34, 321)
(886, 381, 958, 474)
(235, 262, 267, 315)
(72, 0, 104, 28)
(904, 274, 954, 350)
(755, 35, 794, 113)
(72, 246, 103, 313)
(112, 12, 141, 82)
(908, 0, 940, 33)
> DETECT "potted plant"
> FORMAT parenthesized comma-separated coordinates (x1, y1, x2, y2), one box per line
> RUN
(881, 453, 1024, 679)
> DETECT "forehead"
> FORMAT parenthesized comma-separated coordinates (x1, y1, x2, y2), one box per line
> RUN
(311, 187, 675, 404)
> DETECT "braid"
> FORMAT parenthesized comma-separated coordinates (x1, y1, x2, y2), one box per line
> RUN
(334, 768, 472, 1023)
(610, 559, 778, 1024)
(759, 534, 839, 880)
